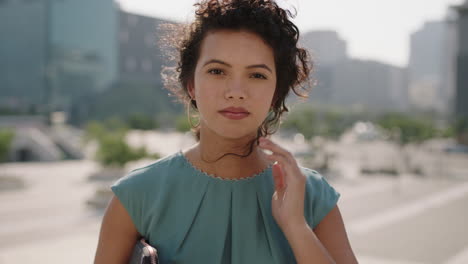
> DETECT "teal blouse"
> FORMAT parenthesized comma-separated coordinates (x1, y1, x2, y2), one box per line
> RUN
(111, 150, 340, 264)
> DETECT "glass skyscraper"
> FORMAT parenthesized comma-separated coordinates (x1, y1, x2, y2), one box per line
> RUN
(0, 0, 118, 119)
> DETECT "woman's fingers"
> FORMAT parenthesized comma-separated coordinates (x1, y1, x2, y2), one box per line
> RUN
(259, 137, 295, 164)
(264, 153, 289, 168)
(261, 137, 308, 229)
(272, 163, 287, 204)
(259, 137, 303, 181)
(272, 162, 285, 189)
(264, 153, 295, 182)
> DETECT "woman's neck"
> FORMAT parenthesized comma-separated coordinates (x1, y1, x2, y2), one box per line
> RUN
(183, 129, 271, 180)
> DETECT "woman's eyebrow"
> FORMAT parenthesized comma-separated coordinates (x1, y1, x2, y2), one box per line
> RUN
(246, 64, 272, 73)
(203, 59, 231, 67)
(203, 59, 273, 73)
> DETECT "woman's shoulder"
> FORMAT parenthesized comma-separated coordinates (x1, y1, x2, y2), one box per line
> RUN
(298, 166, 341, 229)
(298, 165, 339, 194)
(112, 151, 182, 188)
(129, 151, 181, 174)
(298, 166, 329, 185)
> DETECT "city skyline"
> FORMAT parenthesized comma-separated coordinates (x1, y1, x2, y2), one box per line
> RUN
(116, 0, 464, 67)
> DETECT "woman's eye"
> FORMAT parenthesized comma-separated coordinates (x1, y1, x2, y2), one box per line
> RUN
(251, 73, 267, 79)
(208, 69, 224, 75)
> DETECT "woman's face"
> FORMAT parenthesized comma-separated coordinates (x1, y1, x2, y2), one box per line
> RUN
(189, 29, 277, 140)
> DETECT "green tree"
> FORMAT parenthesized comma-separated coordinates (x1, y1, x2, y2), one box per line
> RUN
(376, 113, 438, 144)
(320, 110, 350, 139)
(282, 105, 352, 140)
(126, 113, 159, 130)
(84, 118, 128, 142)
(84, 120, 159, 167)
(96, 133, 150, 167)
(282, 107, 318, 139)
(175, 114, 194, 133)
(104, 117, 129, 134)
(0, 130, 14, 162)
(84, 121, 107, 143)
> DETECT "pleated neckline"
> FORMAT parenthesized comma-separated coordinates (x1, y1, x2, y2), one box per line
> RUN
(177, 150, 272, 183)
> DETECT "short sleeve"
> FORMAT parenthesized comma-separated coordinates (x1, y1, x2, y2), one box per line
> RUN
(302, 168, 341, 229)
(110, 171, 147, 236)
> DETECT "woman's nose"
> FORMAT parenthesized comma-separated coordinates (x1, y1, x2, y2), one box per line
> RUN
(225, 77, 246, 100)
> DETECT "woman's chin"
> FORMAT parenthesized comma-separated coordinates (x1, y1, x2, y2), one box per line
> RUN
(200, 121, 259, 141)
(213, 129, 257, 141)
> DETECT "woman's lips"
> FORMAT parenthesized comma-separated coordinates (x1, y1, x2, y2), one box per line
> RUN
(219, 111, 250, 120)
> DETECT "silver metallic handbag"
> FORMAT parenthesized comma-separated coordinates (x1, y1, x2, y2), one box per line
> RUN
(129, 238, 159, 264)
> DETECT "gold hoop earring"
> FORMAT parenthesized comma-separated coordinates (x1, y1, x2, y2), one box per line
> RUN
(187, 104, 200, 128)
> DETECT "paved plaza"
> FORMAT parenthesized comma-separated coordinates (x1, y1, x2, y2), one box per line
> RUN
(1, 133, 468, 264)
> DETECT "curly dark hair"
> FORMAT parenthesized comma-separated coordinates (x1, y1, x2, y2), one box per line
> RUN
(161, 0, 312, 160)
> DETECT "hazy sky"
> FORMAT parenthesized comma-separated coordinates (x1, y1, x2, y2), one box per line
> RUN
(116, 0, 464, 67)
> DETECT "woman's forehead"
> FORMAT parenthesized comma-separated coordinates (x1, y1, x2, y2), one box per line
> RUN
(198, 30, 275, 66)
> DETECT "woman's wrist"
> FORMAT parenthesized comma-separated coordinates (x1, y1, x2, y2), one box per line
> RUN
(281, 218, 310, 238)
(282, 221, 336, 264)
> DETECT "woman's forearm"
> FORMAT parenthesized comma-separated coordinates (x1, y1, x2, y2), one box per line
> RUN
(283, 222, 336, 264)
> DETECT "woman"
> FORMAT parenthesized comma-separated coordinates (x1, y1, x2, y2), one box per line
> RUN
(94, 0, 358, 263)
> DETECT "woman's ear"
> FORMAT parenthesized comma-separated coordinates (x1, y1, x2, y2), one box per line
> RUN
(187, 79, 195, 100)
